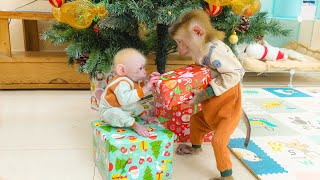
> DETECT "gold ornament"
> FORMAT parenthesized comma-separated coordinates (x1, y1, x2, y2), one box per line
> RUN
(138, 22, 149, 40)
(242, 0, 261, 17)
(228, 31, 238, 44)
(168, 11, 172, 16)
(230, 0, 255, 15)
(52, 0, 108, 29)
(204, 0, 231, 6)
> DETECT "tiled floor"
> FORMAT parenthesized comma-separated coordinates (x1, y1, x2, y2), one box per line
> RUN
(1, 72, 320, 180)
(0, 90, 256, 180)
(1, 71, 319, 180)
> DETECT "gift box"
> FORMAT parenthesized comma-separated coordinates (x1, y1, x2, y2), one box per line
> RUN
(152, 65, 212, 108)
(155, 102, 213, 143)
(90, 72, 114, 110)
(92, 118, 175, 180)
(139, 96, 155, 117)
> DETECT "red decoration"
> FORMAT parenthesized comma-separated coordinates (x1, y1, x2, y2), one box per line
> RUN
(108, 162, 113, 171)
(49, 0, 65, 8)
(204, 2, 223, 17)
(93, 25, 100, 33)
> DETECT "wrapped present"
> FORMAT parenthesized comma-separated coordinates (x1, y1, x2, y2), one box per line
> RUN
(90, 72, 114, 110)
(155, 102, 213, 142)
(152, 65, 212, 108)
(139, 96, 155, 116)
(92, 118, 175, 180)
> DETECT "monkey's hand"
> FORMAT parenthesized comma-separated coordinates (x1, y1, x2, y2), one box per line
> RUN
(143, 76, 160, 94)
(149, 72, 161, 78)
(187, 86, 215, 105)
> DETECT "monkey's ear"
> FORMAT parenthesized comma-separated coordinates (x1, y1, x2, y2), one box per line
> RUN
(191, 23, 205, 37)
(115, 64, 126, 76)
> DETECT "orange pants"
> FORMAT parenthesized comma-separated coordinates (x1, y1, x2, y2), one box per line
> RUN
(190, 83, 242, 174)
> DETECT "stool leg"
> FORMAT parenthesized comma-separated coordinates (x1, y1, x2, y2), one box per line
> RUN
(0, 18, 12, 57)
(288, 69, 295, 88)
(23, 20, 40, 51)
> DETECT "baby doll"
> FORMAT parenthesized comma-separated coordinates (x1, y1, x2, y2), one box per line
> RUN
(99, 48, 160, 137)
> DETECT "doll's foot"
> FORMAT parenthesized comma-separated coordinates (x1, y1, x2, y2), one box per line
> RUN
(210, 175, 234, 180)
(176, 144, 202, 155)
(131, 122, 149, 137)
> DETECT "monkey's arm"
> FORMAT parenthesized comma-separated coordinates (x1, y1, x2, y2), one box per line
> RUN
(208, 42, 245, 96)
(114, 81, 144, 106)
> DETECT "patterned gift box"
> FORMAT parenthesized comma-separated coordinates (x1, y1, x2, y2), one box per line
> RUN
(139, 96, 156, 117)
(152, 65, 212, 108)
(155, 102, 213, 143)
(92, 118, 175, 180)
(90, 72, 114, 110)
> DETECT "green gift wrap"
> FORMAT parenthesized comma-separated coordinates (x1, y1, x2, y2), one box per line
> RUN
(92, 118, 175, 180)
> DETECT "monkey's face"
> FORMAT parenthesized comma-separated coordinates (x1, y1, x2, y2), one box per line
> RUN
(173, 26, 205, 59)
(125, 55, 147, 82)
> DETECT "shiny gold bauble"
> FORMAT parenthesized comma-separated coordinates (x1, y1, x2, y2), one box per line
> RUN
(52, 0, 108, 29)
(231, 0, 255, 15)
(205, 0, 231, 6)
(138, 22, 149, 40)
(228, 31, 239, 44)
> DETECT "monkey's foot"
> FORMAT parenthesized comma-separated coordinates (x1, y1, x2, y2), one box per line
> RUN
(209, 175, 234, 180)
(131, 122, 149, 137)
(175, 144, 202, 155)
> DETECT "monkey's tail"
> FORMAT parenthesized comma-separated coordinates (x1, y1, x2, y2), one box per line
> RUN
(242, 109, 251, 148)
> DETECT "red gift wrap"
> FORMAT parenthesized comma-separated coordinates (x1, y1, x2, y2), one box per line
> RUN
(152, 65, 212, 108)
(155, 102, 213, 142)
(152, 65, 213, 142)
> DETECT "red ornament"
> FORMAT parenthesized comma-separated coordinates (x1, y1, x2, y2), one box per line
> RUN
(93, 26, 100, 33)
(49, 0, 65, 8)
(204, 2, 223, 17)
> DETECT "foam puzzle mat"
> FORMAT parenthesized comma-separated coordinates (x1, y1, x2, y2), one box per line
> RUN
(229, 87, 320, 179)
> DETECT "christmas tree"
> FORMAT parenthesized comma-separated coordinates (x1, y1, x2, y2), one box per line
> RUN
(115, 157, 127, 172)
(143, 166, 153, 180)
(149, 140, 162, 159)
(99, 0, 201, 73)
(42, 0, 290, 76)
(202, 0, 290, 52)
(42, 0, 147, 78)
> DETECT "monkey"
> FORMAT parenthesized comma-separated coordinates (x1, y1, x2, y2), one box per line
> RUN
(99, 48, 160, 137)
(169, 9, 251, 180)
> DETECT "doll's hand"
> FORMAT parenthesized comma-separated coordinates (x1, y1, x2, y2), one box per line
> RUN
(187, 89, 210, 105)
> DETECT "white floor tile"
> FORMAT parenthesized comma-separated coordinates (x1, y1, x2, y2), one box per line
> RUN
(0, 91, 99, 150)
(0, 149, 94, 180)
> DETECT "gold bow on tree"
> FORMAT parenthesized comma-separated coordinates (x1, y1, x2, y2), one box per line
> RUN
(205, 0, 261, 17)
(52, 0, 108, 29)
